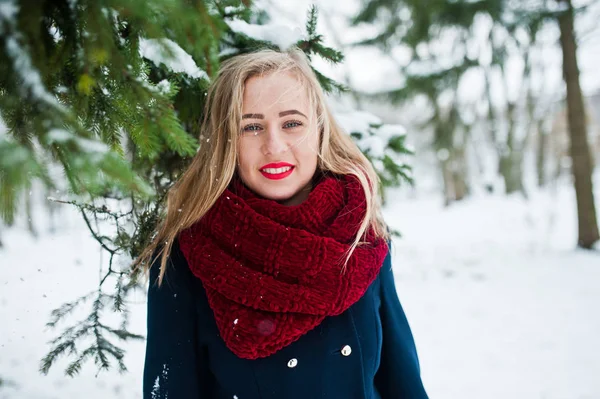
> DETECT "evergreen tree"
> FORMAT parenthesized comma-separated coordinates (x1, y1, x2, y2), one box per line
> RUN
(0, 0, 413, 376)
(0, 0, 227, 376)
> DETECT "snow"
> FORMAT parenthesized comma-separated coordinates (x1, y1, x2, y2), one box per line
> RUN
(334, 109, 382, 134)
(218, 46, 239, 58)
(138, 38, 208, 80)
(0, 1, 17, 22)
(46, 128, 71, 142)
(149, 364, 168, 398)
(1, 1, 64, 110)
(357, 135, 386, 158)
(226, 19, 303, 50)
(0, 207, 146, 398)
(74, 137, 110, 154)
(2, 3, 600, 395)
(151, 376, 160, 398)
(1, 177, 599, 398)
(383, 184, 600, 399)
(377, 123, 407, 139)
(155, 80, 171, 95)
(47, 128, 109, 154)
(4, 37, 64, 111)
(224, 6, 244, 15)
(334, 109, 408, 164)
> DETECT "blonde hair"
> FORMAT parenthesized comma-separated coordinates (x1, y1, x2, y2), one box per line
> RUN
(134, 47, 389, 285)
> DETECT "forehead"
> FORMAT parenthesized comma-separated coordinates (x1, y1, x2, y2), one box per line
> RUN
(242, 72, 309, 113)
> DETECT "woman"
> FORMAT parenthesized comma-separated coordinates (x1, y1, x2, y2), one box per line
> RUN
(139, 47, 429, 398)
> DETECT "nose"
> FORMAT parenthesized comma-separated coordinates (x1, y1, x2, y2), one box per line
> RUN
(261, 125, 288, 156)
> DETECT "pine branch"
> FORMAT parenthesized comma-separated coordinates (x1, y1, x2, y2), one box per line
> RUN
(46, 292, 96, 328)
(99, 322, 144, 341)
(306, 4, 319, 37)
(40, 196, 144, 376)
(295, 6, 346, 94)
(41, 287, 142, 377)
(312, 68, 347, 94)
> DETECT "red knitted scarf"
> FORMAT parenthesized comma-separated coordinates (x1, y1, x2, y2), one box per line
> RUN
(178, 174, 388, 359)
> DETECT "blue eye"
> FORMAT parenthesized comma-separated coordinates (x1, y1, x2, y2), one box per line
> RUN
(284, 120, 302, 129)
(242, 124, 261, 133)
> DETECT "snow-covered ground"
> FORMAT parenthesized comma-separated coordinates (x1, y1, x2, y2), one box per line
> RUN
(1, 179, 599, 398)
(384, 182, 600, 399)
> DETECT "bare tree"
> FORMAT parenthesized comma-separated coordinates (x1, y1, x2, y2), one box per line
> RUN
(557, 0, 599, 248)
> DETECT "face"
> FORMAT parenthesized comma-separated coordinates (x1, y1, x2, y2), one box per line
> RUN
(237, 72, 319, 206)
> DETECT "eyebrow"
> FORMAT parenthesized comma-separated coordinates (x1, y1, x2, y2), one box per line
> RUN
(241, 109, 308, 119)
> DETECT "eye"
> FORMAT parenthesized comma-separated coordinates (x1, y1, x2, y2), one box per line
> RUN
(241, 124, 262, 133)
(283, 120, 303, 129)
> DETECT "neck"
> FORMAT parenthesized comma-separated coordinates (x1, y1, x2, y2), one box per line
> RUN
(278, 181, 313, 206)
(278, 171, 324, 206)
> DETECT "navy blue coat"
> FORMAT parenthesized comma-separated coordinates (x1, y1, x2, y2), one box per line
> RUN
(143, 240, 429, 398)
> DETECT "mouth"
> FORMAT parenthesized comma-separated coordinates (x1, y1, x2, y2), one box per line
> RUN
(260, 163, 295, 180)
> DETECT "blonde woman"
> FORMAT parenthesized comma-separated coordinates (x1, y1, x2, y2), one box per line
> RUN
(139, 47, 429, 398)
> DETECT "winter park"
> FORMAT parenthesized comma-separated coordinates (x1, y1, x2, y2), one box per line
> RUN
(1, 0, 600, 398)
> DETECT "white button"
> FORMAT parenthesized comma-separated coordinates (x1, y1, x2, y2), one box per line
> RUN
(341, 345, 352, 356)
(287, 358, 298, 368)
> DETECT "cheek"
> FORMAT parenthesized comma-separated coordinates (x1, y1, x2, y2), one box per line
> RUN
(237, 140, 257, 168)
(297, 130, 319, 151)
(293, 134, 319, 165)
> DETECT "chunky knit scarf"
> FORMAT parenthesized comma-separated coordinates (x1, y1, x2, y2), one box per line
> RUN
(178, 174, 388, 359)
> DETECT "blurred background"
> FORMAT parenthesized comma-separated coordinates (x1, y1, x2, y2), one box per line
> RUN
(1, 0, 599, 398)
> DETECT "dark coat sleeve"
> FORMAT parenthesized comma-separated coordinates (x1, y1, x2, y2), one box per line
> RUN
(374, 245, 429, 398)
(143, 242, 214, 398)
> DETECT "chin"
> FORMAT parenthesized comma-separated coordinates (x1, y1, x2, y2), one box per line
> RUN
(239, 169, 314, 204)
(256, 186, 301, 202)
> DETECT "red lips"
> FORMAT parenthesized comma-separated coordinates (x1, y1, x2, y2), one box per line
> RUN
(260, 162, 295, 180)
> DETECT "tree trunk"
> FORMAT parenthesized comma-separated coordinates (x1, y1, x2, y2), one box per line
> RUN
(498, 103, 525, 195)
(440, 159, 455, 206)
(536, 120, 549, 187)
(440, 148, 469, 206)
(499, 152, 525, 194)
(452, 145, 469, 201)
(558, 0, 599, 249)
